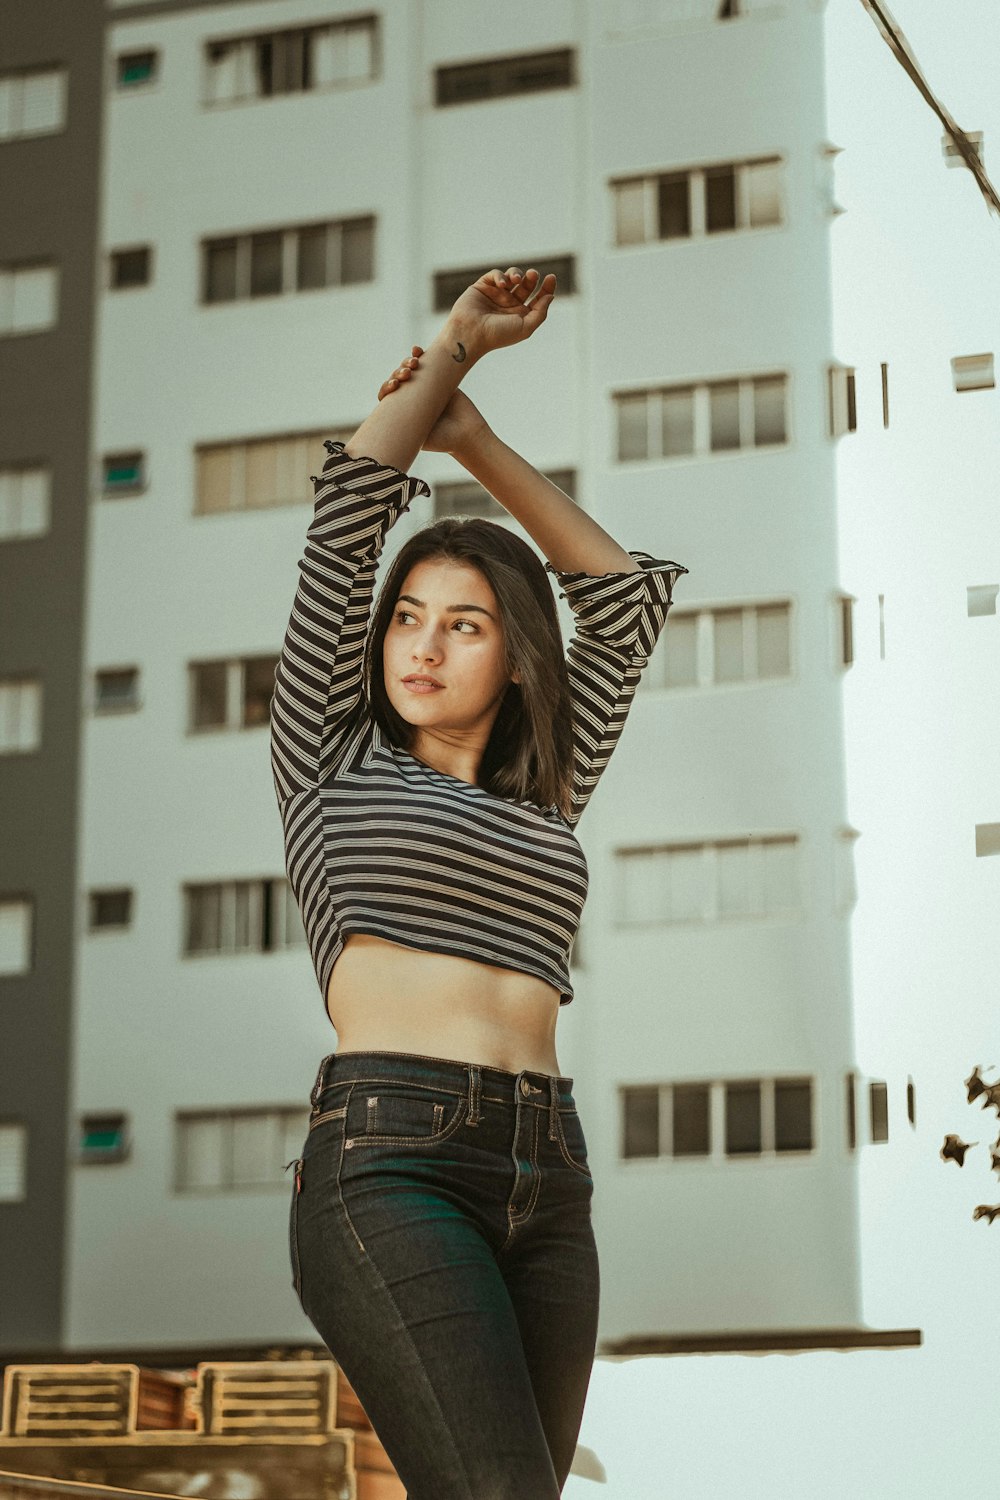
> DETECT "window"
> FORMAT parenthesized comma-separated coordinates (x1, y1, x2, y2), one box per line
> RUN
(195, 430, 348, 514)
(869, 1080, 889, 1143)
(436, 48, 574, 107)
(612, 156, 783, 246)
(0, 898, 33, 976)
(0, 67, 68, 140)
(88, 889, 132, 930)
(967, 584, 998, 618)
(0, 263, 58, 335)
(0, 465, 50, 541)
(202, 217, 375, 303)
(184, 878, 305, 957)
(833, 827, 859, 913)
(906, 1077, 916, 1128)
(838, 594, 854, 668)
(725, 1081, 761, 1155)
(846, 1071, 857, 1151)
(621, 1077, 813, 1161)
(975, 823, 1000, 857)
(79, 1113, 129, 1164)
(109, 247, 152, 290)
(94, 667, 140, 713)
(176, 1107, 311, 1191)
(638, 599, 791, 693)
(614, 374, 787, 461)
(828, 364, 857, 436)
(615, 835, 801, 925)
(101, 451, 145, 495)
(189, 655, 278, 731)
(116, 51, 159, 88)
(0, 1124, 27, 1201)
(0, 679, 42, 753)
(951, 353, 994, 392)
(205, 17, 378, 106)
(433, 255, 576, 312)
(433, 469, 576, 520)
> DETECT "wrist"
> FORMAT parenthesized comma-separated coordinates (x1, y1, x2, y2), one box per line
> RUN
(437, 315, 488, 367)
(450, 419, 494, 465)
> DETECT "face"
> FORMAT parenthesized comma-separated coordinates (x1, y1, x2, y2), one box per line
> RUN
(383, 557, 520, 745)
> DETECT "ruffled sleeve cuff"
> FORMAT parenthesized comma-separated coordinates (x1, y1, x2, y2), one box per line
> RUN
(311, 438, 431, 510)
(545, 550, 690, 655)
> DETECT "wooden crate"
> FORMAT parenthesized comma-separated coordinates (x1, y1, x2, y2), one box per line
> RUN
(1, 1368, 190, 1442)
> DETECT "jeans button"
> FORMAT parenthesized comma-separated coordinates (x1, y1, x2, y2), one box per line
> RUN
(519, 1078, 531, 1097)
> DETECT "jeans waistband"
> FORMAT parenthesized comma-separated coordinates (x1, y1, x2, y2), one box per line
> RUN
(309, 1050, 577, 1129)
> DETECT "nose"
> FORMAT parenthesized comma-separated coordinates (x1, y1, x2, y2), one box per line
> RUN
(411, 626, 443, 663)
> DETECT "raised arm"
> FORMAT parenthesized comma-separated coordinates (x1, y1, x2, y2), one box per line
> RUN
(269, 442, 431, 804)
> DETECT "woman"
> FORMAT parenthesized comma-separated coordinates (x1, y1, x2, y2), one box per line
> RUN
(272, 266, 688, 1499)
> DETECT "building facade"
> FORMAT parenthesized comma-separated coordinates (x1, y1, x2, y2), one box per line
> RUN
(0, 0, 105, 1352)
(8, 0, 958, 1360)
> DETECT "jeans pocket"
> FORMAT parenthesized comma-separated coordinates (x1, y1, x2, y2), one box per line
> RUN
(556, 1109, 593, 1177)
(343, 1081, 468, 1148)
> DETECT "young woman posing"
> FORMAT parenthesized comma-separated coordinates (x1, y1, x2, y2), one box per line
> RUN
(272, 266, 688, 1499)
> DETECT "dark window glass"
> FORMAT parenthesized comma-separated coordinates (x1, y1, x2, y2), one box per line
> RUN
(90, 890, 132, 929)
(95, 668, 139, 711)
(110, 247, 151, 290)
(436, 48, 573, 107)
(907, 1077, 916, 1127)
(846, 370, 857, 431)
(775, 1080, 813, 1151)
(80, 1114, 128, 1162)
(673, 1084, 710, 1156)
(250, 231, 284, 296)
(658, 174, 690, 239)
(869, 1081, 889, 1143)
(298, 225, 329, 290)
(192, 662, 228, 729)
(725, 1081, 761, 1155)
(255, 30, 309, 96)
(243, 656, 278, 727)
(705, 165, 737, 232)
(117, 51, 158, 87)
(709, 381, 741, 451)
(623, 1086, 659, 1159)
(846, 1071, 856, 1150)
(434, 254, 575, 312)
(185, 885, 222, 955)
(103, 453, 144, 491)
(205, 238, 238, 303)
(341, 218, 374, 284)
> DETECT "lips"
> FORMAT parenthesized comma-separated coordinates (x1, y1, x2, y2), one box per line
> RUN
(402, 675, 444, 691)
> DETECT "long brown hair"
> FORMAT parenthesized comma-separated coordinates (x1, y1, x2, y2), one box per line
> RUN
(364, 518, 575, 816)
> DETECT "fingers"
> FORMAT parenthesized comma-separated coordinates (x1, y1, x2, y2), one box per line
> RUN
(378, 347, 423, 399)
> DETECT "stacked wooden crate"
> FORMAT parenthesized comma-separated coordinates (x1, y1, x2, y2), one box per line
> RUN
(0, 1358, 404, 1499)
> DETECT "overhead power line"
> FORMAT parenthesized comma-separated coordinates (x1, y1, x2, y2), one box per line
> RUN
(857, 0, 1000, 218)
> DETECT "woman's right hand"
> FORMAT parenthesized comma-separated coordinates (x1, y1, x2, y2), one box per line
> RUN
(447, 266, 556, 355)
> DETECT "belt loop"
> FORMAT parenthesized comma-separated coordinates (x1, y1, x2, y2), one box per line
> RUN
(466, 1063, 481, 1126)
(310, 1052, 335, 1111)
(548, 1075, 559, 1142)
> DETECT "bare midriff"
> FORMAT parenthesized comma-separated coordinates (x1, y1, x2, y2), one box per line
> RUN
(325, 932, 563, 1077)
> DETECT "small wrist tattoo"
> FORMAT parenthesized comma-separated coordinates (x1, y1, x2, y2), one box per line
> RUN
(452, 341, 467, 364)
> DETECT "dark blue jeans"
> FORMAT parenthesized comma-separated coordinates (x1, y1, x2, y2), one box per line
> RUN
(286, 1048, 600, 1499)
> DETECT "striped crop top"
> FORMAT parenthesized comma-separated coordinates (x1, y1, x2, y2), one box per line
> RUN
(269, 440, 688, 1011)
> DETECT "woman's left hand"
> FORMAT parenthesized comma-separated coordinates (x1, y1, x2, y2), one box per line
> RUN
(378, 348, 488, 456)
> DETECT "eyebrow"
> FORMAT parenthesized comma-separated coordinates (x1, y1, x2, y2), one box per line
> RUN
(396, 593, 495, 622)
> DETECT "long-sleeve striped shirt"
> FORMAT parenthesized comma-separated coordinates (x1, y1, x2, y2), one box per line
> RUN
(270, 440, 688, 1011)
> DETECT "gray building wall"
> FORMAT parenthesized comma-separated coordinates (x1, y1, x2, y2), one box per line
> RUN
(0, 0, 104, 1352)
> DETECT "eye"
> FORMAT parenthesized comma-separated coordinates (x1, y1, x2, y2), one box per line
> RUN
(393, 609, 480, 634)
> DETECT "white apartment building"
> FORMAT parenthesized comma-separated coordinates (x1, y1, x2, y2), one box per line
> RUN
(58, 0, 955, 1358)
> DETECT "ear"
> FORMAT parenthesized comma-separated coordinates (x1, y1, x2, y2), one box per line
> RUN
(511, 668, 521, 685)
